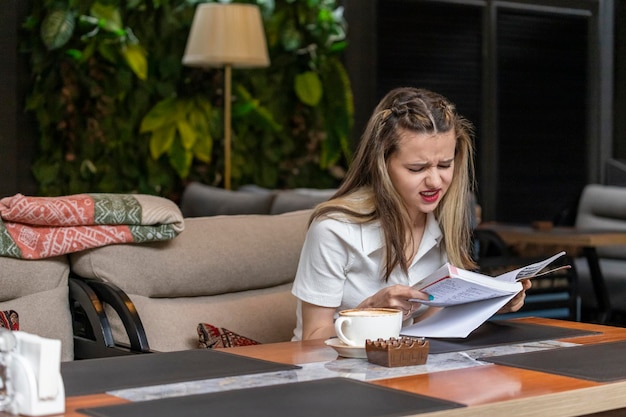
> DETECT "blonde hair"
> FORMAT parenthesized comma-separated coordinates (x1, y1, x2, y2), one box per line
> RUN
(311, 87, 477, 280)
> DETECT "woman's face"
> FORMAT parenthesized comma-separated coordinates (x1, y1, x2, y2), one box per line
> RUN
(387, 128, 457, 220)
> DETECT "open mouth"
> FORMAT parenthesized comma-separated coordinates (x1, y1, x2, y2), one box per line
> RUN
(420, 190, 440, 203)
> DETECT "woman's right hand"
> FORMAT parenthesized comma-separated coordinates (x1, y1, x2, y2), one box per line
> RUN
(356, 284, 432, 319)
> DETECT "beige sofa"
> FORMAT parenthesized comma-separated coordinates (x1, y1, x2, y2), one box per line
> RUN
(70, 209, 311, 353)
(0, 183, 330, 359)
(1, 208, 313, 359)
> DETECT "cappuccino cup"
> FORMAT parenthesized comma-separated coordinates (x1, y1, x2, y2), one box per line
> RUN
(334, 308, 402, 347)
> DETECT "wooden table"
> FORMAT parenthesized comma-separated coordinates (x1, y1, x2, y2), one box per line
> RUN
(478, 223, 626, 323)
(61, 317, 626, 417)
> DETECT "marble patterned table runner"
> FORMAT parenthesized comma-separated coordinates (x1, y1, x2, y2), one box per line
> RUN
(110, 339, 576, 403)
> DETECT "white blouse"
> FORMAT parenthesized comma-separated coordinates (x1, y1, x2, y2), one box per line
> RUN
(291, 212, 447, 340)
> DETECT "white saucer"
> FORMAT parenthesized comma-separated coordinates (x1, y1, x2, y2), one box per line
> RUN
(324, 338, 367, 359)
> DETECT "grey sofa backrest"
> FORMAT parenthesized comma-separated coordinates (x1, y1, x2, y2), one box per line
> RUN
(180, 182, 334, 217)
(575, 184, 626, 259)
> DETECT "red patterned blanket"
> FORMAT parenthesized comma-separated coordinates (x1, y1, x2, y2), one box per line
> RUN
(0, 193, 184, 259)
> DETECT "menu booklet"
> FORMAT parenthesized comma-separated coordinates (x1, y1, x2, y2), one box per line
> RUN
(402, 251, 568, 338)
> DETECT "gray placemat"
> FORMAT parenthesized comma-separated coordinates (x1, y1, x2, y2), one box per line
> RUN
(423, 320, 598, 354)
(77, 377, 466, 417)
(62, 349, 300, 396)
(480, 340, 626, 382)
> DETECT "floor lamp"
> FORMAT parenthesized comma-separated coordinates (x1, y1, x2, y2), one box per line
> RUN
(182, 3, 270, 190)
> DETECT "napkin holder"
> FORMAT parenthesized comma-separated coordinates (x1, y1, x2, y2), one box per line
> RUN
(10, 331, 65, 416)
(365, 337, 429, 367)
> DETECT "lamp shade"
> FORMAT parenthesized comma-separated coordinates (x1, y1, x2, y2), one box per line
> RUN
(182, 3, 270, 69)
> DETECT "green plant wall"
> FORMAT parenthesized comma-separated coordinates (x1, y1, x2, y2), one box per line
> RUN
(23, 0, 353, 199)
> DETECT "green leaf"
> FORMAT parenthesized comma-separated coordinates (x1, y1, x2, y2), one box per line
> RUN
(149, 125, 176, 160)
(319, 57, 354, 168)
(194, 97, 212, 117)
(97, 43, 118, 64)
(233, 84, 282, 131)
(325, 57, 354, 136)
(80, 159, 98, 177)
(252, 105, 282, 132)
(193, 133, 212, 163)
(123, 43, 148, 80)
(32, 160, 60, 185)
(127, 0, 143, 10)
(188, 107, 212, 160)
(176, 120, 196, 150)
(140, 98, 178, 133)
(81, 42, 96, 62)
(41, 9, 76, 50)
(168, 140, 193, 179)
(329, 40, 347, 53)
(90, 3, 123, 33)
(188, 106, 210, 136)
(280, 23, 302, 51)
(295, 71, 323, 107)
(66, 49, 82, 60)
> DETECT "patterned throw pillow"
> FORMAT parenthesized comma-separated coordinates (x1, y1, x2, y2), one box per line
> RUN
(197, 323, 260, 349)
(0, 310, 19, 331)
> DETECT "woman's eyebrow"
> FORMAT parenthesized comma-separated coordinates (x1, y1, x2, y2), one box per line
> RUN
(406, 156, 455, 167)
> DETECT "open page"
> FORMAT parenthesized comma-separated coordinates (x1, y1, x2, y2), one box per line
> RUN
(402, 293, 517, 338)
(410, 263, 522, 307)
(495, 251, 568, 282)
(413, 275, 521, 307)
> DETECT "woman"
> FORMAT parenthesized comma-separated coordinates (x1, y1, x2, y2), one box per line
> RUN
(291, 87, 530, 341)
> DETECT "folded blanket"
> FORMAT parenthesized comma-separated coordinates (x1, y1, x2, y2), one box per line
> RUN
(0, 193, 184, 259)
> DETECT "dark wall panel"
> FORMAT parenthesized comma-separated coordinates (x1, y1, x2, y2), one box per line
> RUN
(496, 11, 588, 223)
(376, 0, 591, 224)
(0, 0, 38, 198)
(376, 1, 483, 139)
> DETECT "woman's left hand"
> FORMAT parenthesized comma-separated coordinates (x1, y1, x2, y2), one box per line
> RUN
(497, 279, 532, 313)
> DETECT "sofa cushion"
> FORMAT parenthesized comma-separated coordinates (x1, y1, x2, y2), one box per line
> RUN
(269, 189, 334, 215)
(106, 283, 296, 352)
(0, 286, 73, 361)
(0, 256, 68, 300)
(0, 310, 18, 330)
(0, 256, 73, 361)
(70, 210, 311, 298)
(180, 182, 275, 217)
(197, 323, 260, 349)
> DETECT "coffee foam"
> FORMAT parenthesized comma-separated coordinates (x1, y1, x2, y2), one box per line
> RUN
(339, 308, 401, 317)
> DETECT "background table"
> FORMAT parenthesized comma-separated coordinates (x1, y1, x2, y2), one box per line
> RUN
(478, 223, 626, 323)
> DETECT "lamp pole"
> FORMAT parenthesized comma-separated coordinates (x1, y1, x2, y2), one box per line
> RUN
(224, 63, 232, 190)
